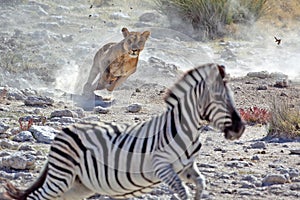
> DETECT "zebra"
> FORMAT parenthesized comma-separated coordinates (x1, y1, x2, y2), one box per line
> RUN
(2, 63, 245, 200)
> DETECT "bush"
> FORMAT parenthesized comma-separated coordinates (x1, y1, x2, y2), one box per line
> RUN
(268, 100, 300, 138)
(239, 106, 270, 125)
(156, 0, 267, 40)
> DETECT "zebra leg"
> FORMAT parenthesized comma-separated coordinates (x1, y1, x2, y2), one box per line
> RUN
(180, 162, 206, 200)
(155, 164, 192, 200)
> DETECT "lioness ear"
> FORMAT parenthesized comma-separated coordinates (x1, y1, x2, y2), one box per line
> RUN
(217, 65, 226, 79)
(142, 31, 150, 39)
(122, 27, 130, 38)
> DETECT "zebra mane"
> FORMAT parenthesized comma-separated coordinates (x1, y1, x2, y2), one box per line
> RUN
(163, 63, 225, 104)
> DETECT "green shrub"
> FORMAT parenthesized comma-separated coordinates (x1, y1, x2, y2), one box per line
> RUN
(268, 100, 300, 138)
(156, 0, 268, 40)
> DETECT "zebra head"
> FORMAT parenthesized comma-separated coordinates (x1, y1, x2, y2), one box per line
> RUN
(200, 64, 245, 140)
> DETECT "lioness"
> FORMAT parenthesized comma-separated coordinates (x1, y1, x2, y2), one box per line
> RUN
(82, 27, 150, 97)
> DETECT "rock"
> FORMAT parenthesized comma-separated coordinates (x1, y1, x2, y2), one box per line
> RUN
(127, 103, 142, 113)
(247, 71, 269, 79)
(279, 168, 299, 179)
(50, 109, 78, 118)
(225, 160, 250, 168)
(38, 22, 60, 30)
(0, 170, 33, 180)
(280, 92, 288, 97)
(29, 125, 59, 144)
(250, 141, 266, 149)
(0, 139, 19, 150)
(73, 108, 85, 118)
(240, 181, 256, 189)
(262, 174, 290, 186)
(198, 163, 218, 168)
(6, 87, 26, 100)
(18, 144, 35, 151)
(93, 106, 110, 114)
(251, 155, 260, 161)
(290, 149, 300, 155)
(0, 152, 36, 170)
(220, 48, 236, 61)
(82, 116, 101, 121)
(0, 121, 10, 133)
(274, 79, 288, 88)
(109, 12, 130, 20)
(270, 72, 288, 79)
(61, 34, 73, 43)
(139, 12, 158, 22)
(257, 85, 268, 90)
(12, 131, 35, 142)
(24, 96, 54, 106)
(290, 183, 300, 191)
(241, 175, 258, 183)
(21, 88, 37, 96)
(59, 117, 76, 124)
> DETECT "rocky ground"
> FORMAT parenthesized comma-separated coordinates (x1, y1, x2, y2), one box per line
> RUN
(0, 0, 300, 200)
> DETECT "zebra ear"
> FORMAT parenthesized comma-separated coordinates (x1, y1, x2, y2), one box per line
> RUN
(217, 65, 226, 79)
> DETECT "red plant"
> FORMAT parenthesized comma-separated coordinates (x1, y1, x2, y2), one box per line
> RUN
(239, 107, 270, 125)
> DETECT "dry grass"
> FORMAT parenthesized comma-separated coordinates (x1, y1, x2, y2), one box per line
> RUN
(156, 0, 268, 40)
(268, 100, 300, 138)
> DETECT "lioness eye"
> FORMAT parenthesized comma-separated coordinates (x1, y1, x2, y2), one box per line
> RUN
(138, 41, 144, 46)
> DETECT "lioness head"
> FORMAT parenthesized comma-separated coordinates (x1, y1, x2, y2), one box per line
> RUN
(121, 27, 150, 58)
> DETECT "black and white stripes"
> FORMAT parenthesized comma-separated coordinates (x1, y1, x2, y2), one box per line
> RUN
(4, 63, 245, 200)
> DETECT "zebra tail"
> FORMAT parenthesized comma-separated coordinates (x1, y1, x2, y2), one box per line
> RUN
(3, 163, 49, 200)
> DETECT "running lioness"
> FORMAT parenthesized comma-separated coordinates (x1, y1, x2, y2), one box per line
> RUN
(82, 27, 150, 97)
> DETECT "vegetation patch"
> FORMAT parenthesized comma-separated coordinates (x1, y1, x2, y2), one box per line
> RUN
(156, 0, 268, 40)
(239, 106, 270, 125)
(268, 100, 300, 138)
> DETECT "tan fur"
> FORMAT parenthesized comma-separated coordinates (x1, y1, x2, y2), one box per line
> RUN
(82, 27, 150, 95)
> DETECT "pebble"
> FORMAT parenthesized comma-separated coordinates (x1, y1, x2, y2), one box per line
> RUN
(0, 152, 36, 170)
(6, 87, 26, 100)
(240, 181, 256, 189)
(251, 155, 260, 161)
(279, 168, 299, 179)
(225, 160, 250, 168)
(247, 71, 269, 79)
(290, 149, 300, 155)
(12, 131, 35, 142)
(18, 144, 35, 151)
(24, 96, 54, 106)
(127, 103, 142, 113)
(241, 175, 258, 183)
(250, 141, 266, 149)
(139, 12, 158, 22)
(50, 109, 78, 118)
(0, 122, 10, 134)
(0, 139, 19, 150)
(93, 106, 110, 114)
(274, 79, 288, 88)
(290, 183, 300, 191)
(257, 85, 268, 90)
(58, 117, 76, 124)
(262, 174, 290, 186)
(29, 125, 59, 144)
